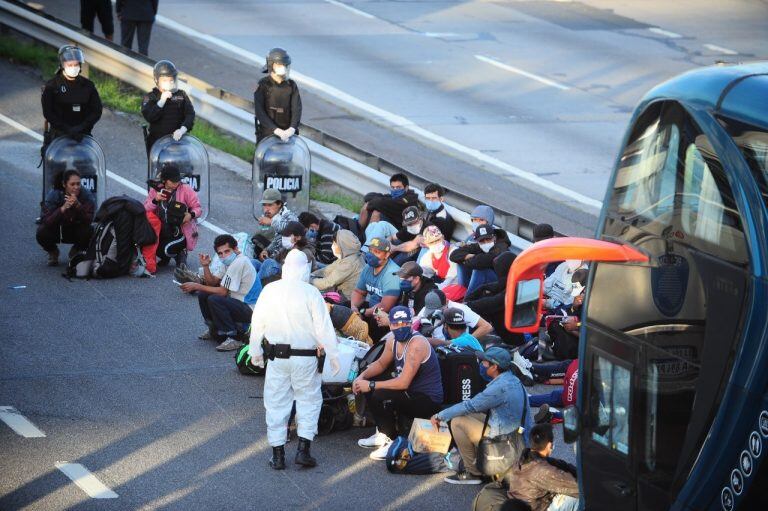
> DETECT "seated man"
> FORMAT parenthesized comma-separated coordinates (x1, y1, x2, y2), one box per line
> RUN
(350, 237, 401, 341)
(143, 165, 202, 272)
(395, 261, 437, 314)
(417, 289, 493, 342)
(255, 221, 316, 283)
(418, 225, 462, 300)
(532, 223, 560, 278)
(388, 206, 424, 265)
(422, 182, 456, 240)
(507, 423, 579, 511)
(431, 347, 532, 485)
(37, 169, 95, 266)
(530, 359, 578, 423)
(359, 173, 419, 229)
(256, 188, 298, 261)
(310, 229, 365, 303)
(428, 308, 483, 351)
(298, 211, 340, 265)
(181, 234, 258, 352)
(353, 306, 444, 460)
(451, 224, 510, 294)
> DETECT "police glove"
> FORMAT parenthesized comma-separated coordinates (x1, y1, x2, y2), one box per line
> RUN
(173, 126, 188, 141)
(284, 127, 296, 139)
(273, 128, 286, 140)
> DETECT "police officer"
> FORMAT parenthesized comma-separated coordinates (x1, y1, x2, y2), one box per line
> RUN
(41, 45, 103, 143)
(141, 60, 195, 155)
(254, 48, 302, 143)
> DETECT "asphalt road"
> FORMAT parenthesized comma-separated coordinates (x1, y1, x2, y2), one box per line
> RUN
(0, 59, 573, 510)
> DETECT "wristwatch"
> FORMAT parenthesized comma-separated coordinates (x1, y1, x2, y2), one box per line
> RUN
(369, 381, 376, 392)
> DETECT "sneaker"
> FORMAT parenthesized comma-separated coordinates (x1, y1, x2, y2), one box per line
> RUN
(444, 471, 484, 485)
(216, 338, 244, 352)
(358, 429, 389, 449)
(535, 404, 553, 424)
(46, 249, 59, 266)
(369, 439, 393, 460)
(198, 329, 214, 341)
(513, 351, 534, 383)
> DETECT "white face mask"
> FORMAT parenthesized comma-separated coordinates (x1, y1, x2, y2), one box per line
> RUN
(273, 65, 287, 77)
(479, 241, 494, 253)
(332, 243, 342, 259)
(406, 222, 422, 235)
(428, 243, 444, 256)
(63, 65, 80, 78)
(281, 236, 294, 250)
(571, 282, 585, 297)
(158, 79, 176, 92)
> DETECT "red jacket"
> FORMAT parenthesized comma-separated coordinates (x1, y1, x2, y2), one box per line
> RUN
(144, 183, 202, 250)
(563, 359, 579, 407)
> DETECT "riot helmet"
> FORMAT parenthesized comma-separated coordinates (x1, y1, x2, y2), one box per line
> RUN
(153, 60, 179, 92)
(58, 45, 84, 78)
(263, 48, 291, 78)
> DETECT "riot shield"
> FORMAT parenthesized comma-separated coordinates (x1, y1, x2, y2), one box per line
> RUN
(252, 135, 311, 220)
(149, 135, 210, 223)
(43, 135, 107, 206)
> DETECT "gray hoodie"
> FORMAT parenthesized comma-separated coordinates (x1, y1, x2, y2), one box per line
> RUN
(310, 230, 364, 300)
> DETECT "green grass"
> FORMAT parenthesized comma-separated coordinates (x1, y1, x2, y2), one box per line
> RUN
(0, 33, 361, 211)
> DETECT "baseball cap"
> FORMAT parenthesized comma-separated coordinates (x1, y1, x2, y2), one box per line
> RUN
(401, 206, 421, 226)
(159, 165, 181, 182)
(281, 221, 306, 237)
(474, 224, 494, 241)
(533, 223, 554, 242)
(444, 307, 466, 326)
(388, 305, 413, 325)
(395, 261, 423, 278)
(423, 289, 447, 317)
(366, 237, 391, 253)
(476, 347, 512, 370)
(260, 188, 282, 204)
(423, 225, 444, 245)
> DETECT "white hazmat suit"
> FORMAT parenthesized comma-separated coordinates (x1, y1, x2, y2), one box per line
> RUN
(249, 249, 339, 446)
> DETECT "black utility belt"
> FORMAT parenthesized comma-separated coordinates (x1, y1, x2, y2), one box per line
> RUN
(263, 342, 318, 360)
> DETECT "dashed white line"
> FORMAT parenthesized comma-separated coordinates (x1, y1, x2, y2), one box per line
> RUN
(0, 406, 46, 437)
(704, 44, 738, 55)
(55, 463, 118, 499)
(474, 55, 571, 91)
(648, 27, 682, 39)
(423, 32, 462, 38)
(324, 0, 376, 20)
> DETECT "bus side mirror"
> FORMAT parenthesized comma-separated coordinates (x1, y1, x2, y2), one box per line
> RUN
(510, 278, 543, 329)
(563, 405, 580, 444)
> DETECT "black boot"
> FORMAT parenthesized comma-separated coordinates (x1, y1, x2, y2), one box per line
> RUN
(269, 445, 286, 470)
(295, 437, 317, 468)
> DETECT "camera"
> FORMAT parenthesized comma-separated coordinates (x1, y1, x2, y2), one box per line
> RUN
(146, 178, 164, 192)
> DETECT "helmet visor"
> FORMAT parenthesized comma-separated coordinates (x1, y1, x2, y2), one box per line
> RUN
(59, 47, 85, 65)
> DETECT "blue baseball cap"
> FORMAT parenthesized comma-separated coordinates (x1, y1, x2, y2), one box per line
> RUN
(388, 305, 413, 324)
(476, 347, 512, 370)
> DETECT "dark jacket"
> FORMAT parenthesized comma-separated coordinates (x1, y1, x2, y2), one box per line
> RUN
(42, 72, 102, 137)
(425, 204, 456, 241)
(116, 0, 158, 21)
(254, 76, 302, 140)
(365, 190, 421, 226)
(41, 189, 95, 227)
(314, 219, 340, 265)
(397, 276, 437, 313)
(141, 88, 195, 144)
(450, 237, 511, 270)
(506, 450, 579, 511)
(92, 195, 157, 278)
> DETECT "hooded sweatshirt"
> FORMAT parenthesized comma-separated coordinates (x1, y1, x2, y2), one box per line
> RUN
(310, 230, 365, 299)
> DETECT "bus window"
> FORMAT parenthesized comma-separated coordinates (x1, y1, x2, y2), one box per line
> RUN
(718, 116, 768, 208)
(590, 355, 631, 455)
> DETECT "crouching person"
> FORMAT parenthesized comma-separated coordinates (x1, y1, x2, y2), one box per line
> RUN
(37, 170, 95, 266)
(352, 306, 444, 460)
(431, 347, 532, 485)
(181, 234, 258, 352)
(248, 250, 341, 470)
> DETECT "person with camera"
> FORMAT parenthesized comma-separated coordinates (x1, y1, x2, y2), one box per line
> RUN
(142, 165, 201, 272)
(37, 169, 95, 266)
(416, 289, 493, 342)
(141, 60, 195, 154)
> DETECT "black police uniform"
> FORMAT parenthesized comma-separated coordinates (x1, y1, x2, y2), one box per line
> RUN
(141, 88, 195, 153)
(41, 70, 102, 141)
(254, 75, 302, 142)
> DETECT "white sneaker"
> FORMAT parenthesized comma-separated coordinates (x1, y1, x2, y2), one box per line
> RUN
(513, 350, 533, 370)
(216, 338, 244, 352)
(358, 429, 389, 448)
(369, 439, 393, 460)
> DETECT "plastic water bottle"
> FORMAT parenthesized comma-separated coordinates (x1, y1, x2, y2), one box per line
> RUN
(347, 359, 359, 382)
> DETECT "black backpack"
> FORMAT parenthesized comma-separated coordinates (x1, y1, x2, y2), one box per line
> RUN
(317, 385, 354, 435)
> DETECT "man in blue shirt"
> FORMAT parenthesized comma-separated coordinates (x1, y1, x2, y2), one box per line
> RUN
(429, 308, 484, 352)
(350, 237, 401, 341)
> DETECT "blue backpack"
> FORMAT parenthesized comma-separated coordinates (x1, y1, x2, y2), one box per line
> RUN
(385, 436, 450, 475)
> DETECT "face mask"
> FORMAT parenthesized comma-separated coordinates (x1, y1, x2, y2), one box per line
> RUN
(392, 326, 413, 343)
(220, 252, 237, 266)
(364, 252, 381, 268)
(571, 282, 585, 297)
(281, 236, 294, 250)
(399, 279, 413, 293)
(63, 65, 80, 78)
(479, 241, 494, 253)
(159, 79, 177, 92)
(478, 363, 493, 382)
(429, 243, 444, 256)
(274, 65, 287, 76)
(406, 223, 422, 235)
(332, 243, 342, 259)
(391, 188, 406, 199)
(307, 229, 318, 241)
(425, 200, 441, 212)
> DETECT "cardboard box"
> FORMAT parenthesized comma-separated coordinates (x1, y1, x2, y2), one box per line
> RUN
(408, 418, 452, 454)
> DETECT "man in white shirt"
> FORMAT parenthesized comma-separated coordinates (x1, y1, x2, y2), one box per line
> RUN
(249, 250, 341, 470)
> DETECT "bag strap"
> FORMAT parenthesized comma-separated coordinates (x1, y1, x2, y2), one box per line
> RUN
(481, 379, 528, 437)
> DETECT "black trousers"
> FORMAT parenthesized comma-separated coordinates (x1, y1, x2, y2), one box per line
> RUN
(197, 292, 252, 338)
(366, 389, 442, 440)
(36, 222, 92, 253)
(121, 20, 153, 55)
(80, 0, 114, 36)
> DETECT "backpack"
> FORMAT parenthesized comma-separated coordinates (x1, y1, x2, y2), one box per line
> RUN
(385, 436, 450, 475)
(91, 220, 120, 278)
(234, 343, 266, 376)
(317, 385, 354, 435)
(64, 250, 93, 279)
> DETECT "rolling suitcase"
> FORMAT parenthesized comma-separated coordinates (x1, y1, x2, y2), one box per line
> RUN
(435, 345, 486, 405)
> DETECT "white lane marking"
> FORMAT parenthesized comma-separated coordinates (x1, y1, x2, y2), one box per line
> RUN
(423, 32, 462, 38)
(324, 0, 376, 19)
(475, 55, 571, 91)
(704, 44, 738, 55)
(0, 406, 46, 437)
(648, 27, 682, 39)
(152, 19, 601, 210)
(0, 112, 232, 234)
(55, 463, 118, 499)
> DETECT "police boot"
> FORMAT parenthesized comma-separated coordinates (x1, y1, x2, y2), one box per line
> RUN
(295, 437, 317, 468)
(269, 445, 286, 470)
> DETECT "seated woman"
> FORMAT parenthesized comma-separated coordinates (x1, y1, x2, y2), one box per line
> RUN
(418, 225, 464, 301)
(310, 229, 365, 304)
(37, 169, 95, 265)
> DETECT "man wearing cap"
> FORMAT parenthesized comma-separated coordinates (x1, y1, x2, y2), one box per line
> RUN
(395, 261, 437, 314)
(431, 347, 533, 485)
(353, 306, 444, 459)
(418, 225, 463, 300)
(389, 206, 424, 265)
(254, 220, 316, 284)
(468, 204, 512, 246)
(351, 237, 401, 340)
(257, 188, 298, 261)
(430, 308, 484, 352)
(451, 223, 511, 294)
(142, 164, 202, 272)
(417, 289, 493, 342)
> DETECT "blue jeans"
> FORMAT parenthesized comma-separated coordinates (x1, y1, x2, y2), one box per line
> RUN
(530, 389, 564, 420)
(548, 495, 579, 511)
(252, 257, 281, 280)
(457, 265, 497, 295)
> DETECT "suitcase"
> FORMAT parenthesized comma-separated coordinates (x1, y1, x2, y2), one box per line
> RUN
(435, 345, 486, 405)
